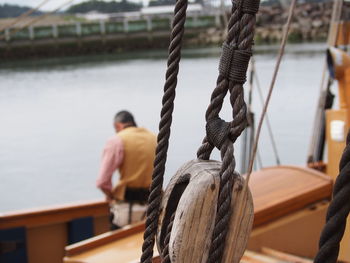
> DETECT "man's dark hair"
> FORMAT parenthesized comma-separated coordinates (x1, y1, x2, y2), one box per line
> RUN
(114, 110, 137, 127)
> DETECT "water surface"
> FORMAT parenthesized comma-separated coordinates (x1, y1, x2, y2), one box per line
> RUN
(0, 43, 329, 212)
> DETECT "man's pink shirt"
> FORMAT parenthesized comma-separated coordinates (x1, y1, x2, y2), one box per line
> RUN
(96, 136, 124, 192)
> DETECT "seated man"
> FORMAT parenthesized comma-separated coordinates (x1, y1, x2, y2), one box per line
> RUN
(96, 110, 157, 228)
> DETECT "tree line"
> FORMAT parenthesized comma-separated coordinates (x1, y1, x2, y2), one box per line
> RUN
(0, 0, 178, 18)
(65, 0, 187, 13)
(66, 0, 142, 14)
(0, 0, 331, 19)
(0, 4, 42, 18)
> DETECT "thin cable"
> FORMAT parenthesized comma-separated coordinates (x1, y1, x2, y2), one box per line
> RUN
(256, 148, 263, 169)
(1, 0, 75, 40)
(246, 59, 264, 171)
(251, 57, 281, 165)
(241, 60, 255, 173)
(0, 0, 51, 32)
(246, 0, 296, 183)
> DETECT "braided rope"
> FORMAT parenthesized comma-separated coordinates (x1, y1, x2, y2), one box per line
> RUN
(161, 212, 175, 263)
(207, 139, 237, 263)
(314, 131, 350, 263)
(140, 0, 188, 262)
(197, 75, 229, 160)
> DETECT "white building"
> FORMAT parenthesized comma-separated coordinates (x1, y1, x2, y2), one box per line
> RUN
(75, 4, 204, 22)
(140, 4, 203, 15)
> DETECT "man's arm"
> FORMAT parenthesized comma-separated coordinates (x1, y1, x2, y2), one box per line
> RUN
(96, 136, 124, 201)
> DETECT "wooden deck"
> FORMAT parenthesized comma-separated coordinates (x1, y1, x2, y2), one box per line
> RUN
(65, 231, 146, 263)
(64, 165, 332, 263)
(248, 165, 332, 226)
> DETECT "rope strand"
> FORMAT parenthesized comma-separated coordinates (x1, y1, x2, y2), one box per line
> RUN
(197, 1, 242, 160)
(161, 212, 175, 263)
(225, 1, 297, 262)
(196, 0, 260, 262)
(140, 0, 188, 262)
(314, 131, 350, 263)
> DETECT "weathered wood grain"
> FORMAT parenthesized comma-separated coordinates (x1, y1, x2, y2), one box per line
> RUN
(157, 159, 254, 263)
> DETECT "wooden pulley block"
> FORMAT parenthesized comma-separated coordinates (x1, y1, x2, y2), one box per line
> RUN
(156, 159, 254, 263)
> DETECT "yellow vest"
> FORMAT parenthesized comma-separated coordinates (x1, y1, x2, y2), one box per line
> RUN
(113, 127, 157, 200)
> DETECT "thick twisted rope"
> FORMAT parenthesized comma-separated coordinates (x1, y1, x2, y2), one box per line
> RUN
(194, 1, 259, 263)
(314, 130, 350, 263)
(161, 212, 175, 263)
(196, 7, 244, 258)
(140, 0, 188, 262)
(197, 3, 241, 160)
(207, 140, 237, 263)
(227, 0, 297, 258)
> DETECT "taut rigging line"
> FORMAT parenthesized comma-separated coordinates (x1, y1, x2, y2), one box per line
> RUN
(251, 57, 281, 166)
(0, 0, 51, 32)
(246, 0, 296, 187)
(0, 0, 75, 40)
(241, 59, 264, 173)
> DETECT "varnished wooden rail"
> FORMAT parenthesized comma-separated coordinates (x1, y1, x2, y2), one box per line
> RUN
(0, 200, 109, 229)
(65, 222, 145, 257)
(248, 166, 332, 227)
(0, 166, 332, 231)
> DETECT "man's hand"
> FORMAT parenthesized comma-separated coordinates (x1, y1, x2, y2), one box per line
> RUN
(101, 188, 114, 202)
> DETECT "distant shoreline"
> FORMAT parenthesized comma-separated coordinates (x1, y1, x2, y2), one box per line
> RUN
(0, 42, 326, 67)
(0, 2, 340, 60)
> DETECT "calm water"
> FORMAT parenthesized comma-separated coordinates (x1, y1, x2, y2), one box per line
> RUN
(0, 43, 329, 213)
